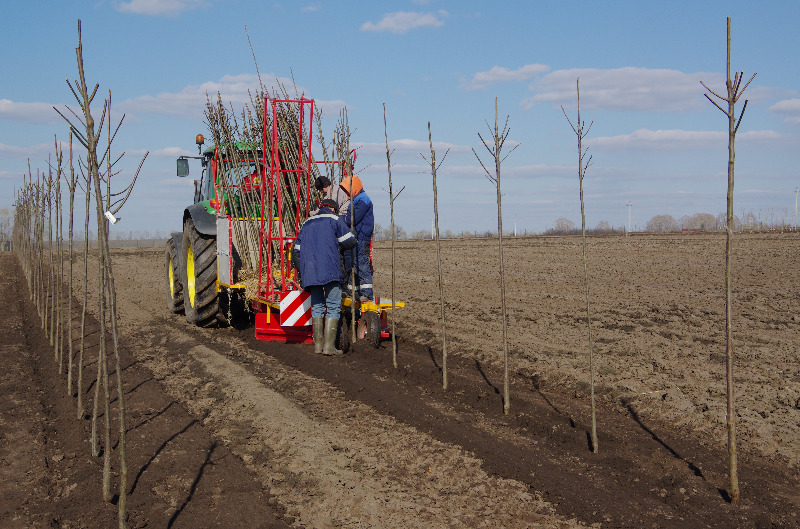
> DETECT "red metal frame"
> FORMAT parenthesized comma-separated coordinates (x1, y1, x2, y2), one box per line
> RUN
(249, 97, 390, 345)
(253, 97, 316, 342)
(256, 97, 315, 301)
(254, 311, 314, 343)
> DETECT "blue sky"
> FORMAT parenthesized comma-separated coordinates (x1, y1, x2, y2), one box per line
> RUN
(2, 0, 799, 235)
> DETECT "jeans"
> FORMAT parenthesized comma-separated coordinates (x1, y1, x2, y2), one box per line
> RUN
(308, 281, 342, 319)
(343, 240, 373, 299)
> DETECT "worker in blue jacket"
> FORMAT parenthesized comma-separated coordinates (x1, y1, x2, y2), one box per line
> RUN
(293, 199, 357, 355)
(339, 175, 374, 301)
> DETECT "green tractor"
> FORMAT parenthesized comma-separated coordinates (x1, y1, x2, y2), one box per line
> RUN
(165, 97, 403, 347)
(165, 133, 263, 327)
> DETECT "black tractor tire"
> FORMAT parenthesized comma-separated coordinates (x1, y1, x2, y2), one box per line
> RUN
(358, 310, 382, 349)
(181, 217, 219, 326)
(165, 238, 184, 314)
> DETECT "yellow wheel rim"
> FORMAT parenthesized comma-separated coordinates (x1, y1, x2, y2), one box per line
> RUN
(168, 257, 175, 298)
(186, 242, 196, 307)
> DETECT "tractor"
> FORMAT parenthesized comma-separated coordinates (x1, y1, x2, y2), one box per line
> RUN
(164, 97, 403, 350)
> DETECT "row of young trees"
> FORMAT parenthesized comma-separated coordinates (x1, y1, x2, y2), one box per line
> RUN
(12, 21, 145, 528)
(379, 17, 749, 504)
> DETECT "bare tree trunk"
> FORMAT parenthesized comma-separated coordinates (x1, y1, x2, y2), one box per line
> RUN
(37, 169, 45, 326)
(562, 80, 599, 452)
(472, 98, 517, 415)
(90, 234, 103, 457)
(427, 122, 448, 389)
(723, 19, 740, 504)
(66, 134, 76, 398)
(55, 143, 64, 375)
(103, 90, 129, 520)
(701, 16, 755, 504)
(48, 165, 54, 342)
(492, 101, 511, 416)
(334, 109, 357, 344)
(383, 104, 404, 369)
(78, 171, 90, 421)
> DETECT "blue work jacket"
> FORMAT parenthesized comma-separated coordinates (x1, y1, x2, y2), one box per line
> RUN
(293, 208, 357, 288)
(340, 190, 373, 241)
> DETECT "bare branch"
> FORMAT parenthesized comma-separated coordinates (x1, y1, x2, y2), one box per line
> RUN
(561, 106, 578, 135)
(703, 93, 729, 116)
(700, 81, 727, 101)
(98, 113, 126, 167)
(53, 107, 90, 148)
(734, 99, 749, 134)
(499, 143, 520, 164)
(65, 79, 84, 107)
(736, 72, 757, 101)
(471, 147, 497, 184)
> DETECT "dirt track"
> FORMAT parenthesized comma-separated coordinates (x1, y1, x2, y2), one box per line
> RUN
(1, 232, 799, 528)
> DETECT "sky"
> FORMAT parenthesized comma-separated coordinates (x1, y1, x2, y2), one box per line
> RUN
(2, 0, 800, 236)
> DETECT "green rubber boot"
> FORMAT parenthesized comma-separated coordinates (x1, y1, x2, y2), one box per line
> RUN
(313, 317, 324, 354)
(322, 318, 343, 356)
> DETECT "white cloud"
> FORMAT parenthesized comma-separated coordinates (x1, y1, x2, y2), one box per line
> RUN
(465, 64, 550, 91)
(738, 130, 785, 141)
(591, 128, 784, 151)
(301, 3, 321, 13)
(769, 98, 800, 125)
(0, 141, 52, 160)
(0, 99, 63, 124)
(147, 146, 190, 158)
(356, 138, 470, 158)
(314, 99, 348, 117)
(118, 74, 304, 118)
(0, 169, 23, 181)
(360, 11, 448, 34)
(523, 67, 723, 112)
(116, 0, 208, 16)
(502, 164, 574, 179)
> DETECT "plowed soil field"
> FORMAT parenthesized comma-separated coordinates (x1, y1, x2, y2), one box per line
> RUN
(1, 232, 798, 528)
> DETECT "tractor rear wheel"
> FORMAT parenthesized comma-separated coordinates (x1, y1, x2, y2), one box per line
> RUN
(165, 238, 184, 313)
(181, 217, 219, 326)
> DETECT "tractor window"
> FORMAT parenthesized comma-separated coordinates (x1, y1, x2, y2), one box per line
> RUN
(216, 159, 260, 217)
(218, 160, 260, 192)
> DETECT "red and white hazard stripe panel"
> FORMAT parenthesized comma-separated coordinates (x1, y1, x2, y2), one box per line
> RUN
(279, 290, 312, 327)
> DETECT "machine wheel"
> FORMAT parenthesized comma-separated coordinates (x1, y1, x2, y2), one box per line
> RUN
(335, 313, 352, 354)
(181, 217, 219, 326)
(165, 238, 184, 314)
(358, 311, 382, 349)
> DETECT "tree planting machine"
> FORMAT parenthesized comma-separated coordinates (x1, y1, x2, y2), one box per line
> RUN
(165, 97, 403, 350)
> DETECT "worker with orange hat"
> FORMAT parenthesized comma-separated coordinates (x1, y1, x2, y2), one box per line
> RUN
(339, 174, 373, 301)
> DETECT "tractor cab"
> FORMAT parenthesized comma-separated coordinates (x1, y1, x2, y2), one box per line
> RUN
(178, 137, 267, 218)
(177, 134, 213, 205)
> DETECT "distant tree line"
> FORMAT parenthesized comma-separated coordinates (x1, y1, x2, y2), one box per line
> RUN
(646, 209, 796, 233)
(543, 218, 625, 236)
(371, 208, 797, 241)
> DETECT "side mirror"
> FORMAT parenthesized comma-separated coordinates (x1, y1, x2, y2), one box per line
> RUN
(177, 158, 190, 177)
